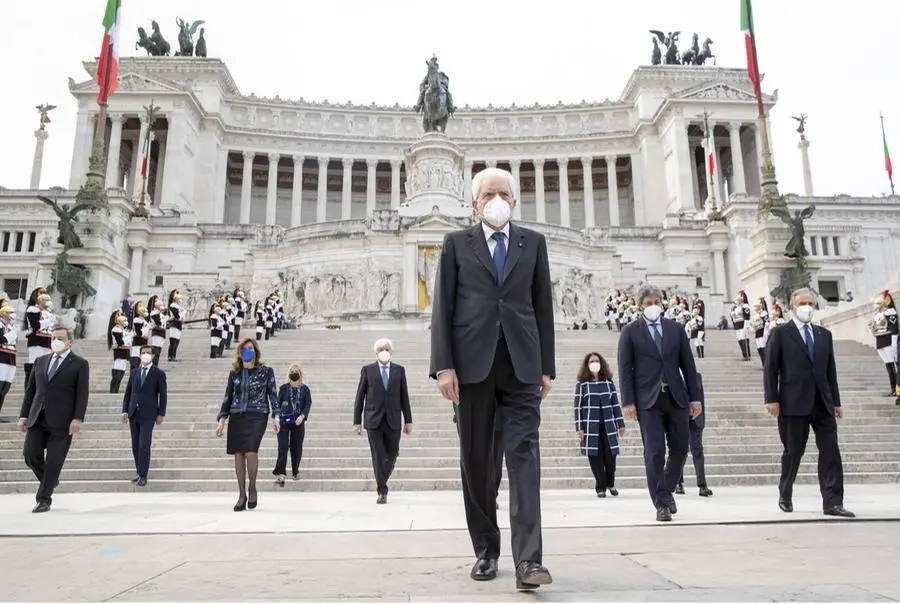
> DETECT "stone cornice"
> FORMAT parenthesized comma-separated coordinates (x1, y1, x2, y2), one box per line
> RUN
(620, 66, 772, 103)
(82, 57, 240, 95)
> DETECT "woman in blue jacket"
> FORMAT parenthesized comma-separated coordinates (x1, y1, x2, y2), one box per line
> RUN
(273, 362, 312, 485)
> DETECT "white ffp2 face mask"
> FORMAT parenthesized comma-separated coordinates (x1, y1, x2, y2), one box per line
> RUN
(588, 362, 601, 374)
(795, 305, 814, 323)
(377, 350, 391, 363)
(642, 305, 662, 322)
(140, 353, 153, 365)
(50, 339, 66, 353)
(481, 196, 512, 228)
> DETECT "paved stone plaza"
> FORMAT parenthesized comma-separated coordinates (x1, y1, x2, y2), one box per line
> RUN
(1, 484, 898, 601)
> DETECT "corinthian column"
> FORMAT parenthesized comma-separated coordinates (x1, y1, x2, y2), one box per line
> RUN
(510, 160, 522, 220)
(606, 155, 620, 227)
(240, 151, 254, 224)
(105, 113, 125, 189)
(390, 159, 402, 209)
(729, 122, 747, 195)
(316, 157, 329, 222)
(581, 157, 594, 228)
(558, 158, 570, 227)
(265, 153, 279, 225)
(534, 159, 546, 223)
(366, 159, 378, 216)
(291, 155, 304, 227)
(341, 158, 354, 220)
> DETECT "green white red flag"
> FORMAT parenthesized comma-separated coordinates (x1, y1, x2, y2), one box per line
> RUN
(707, 126, 715, 178)
(96, 0, 121, 104)
(740, 0, 762, 102)
(882, 117, 893, 181)
(140, 129, 151, 178)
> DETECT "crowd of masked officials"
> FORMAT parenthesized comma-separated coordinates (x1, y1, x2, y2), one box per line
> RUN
(106, 288, 288, 393)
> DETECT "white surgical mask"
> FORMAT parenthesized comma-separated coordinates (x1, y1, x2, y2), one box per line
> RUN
(642, 304, 662, 322)
(481, 196, 512, 228)
(44, 302, 53, 310)
(588, 362, 601, 374)
(50, 339, 66, 354)
(794, 305, 814, 323)
(377, 350, 391, 363)
(140, 353, 153, 365)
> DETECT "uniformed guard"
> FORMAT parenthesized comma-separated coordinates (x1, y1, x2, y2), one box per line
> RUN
(730, 289, 752, 361)
(868, 290, 900, 398)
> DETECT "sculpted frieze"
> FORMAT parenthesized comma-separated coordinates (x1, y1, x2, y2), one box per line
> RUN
(550, 266, 612, 322)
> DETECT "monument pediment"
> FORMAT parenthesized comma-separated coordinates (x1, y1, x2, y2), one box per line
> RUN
(677, 81, 772, 103)
(403, 210, 473, 232)
(71, 71, 184, 94)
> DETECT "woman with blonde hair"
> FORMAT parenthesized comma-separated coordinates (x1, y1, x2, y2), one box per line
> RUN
(272, 362, 312, 485)
(215, 338, 278, 511)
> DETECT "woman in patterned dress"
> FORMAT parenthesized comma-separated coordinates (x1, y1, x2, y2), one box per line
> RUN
(573, 352, 626, 498)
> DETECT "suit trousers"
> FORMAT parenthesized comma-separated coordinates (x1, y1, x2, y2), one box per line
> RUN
(367, 417, 400, 496)
(587, 428, 616, 491)
(453, 403, 504, 500)
(777, 396, 844, 507)
(23, 411, 72, 504)
(129, 415, 155, 478)
(457, 337, 543, 566)
(676, 422, 707, 487)
(274, 423, 306, 476)
(637, 391, 690, 509)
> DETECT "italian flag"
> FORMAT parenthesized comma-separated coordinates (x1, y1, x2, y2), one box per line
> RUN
(882, 117, 893, 184)
(740, 0, 762, 101)
(706, 126, 715, 178)
(139, 128, 151, 178)
(96, 0, 121, 104)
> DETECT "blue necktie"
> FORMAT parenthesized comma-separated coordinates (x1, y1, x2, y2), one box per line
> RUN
(491, 232, 507, 285)
(381, 365, 389, 389)
(651, 323, 663, 354)
(804, 325, 814, 360)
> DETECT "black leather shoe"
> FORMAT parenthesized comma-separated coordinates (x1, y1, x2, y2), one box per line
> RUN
(137, 477, 147, 487)
(675, 483, 685, 495)
(608, 487, 619, 496)
(515, 561, 551, 590)
(376, 494, 387, 504)
(656, 507, 672, 522)
(668, 501, 677, 514)
(824, 505, 856, 518)
(130, 475, 140, 483)
(470, 558, 498, 581)
(32, 501, 51, 513)
(699, 486, 713, 497)
(596, 490, 606, 498)
(779, 499, 793, 513)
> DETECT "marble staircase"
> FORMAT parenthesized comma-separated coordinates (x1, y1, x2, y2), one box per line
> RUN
(0, 327, 898, 494)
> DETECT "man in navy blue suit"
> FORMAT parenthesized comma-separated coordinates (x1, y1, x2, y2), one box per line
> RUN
(618, 284, 702, 522)
(122, 345, 167, 486)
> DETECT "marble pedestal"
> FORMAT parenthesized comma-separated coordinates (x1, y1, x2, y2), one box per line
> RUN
(738, 216, 821, 303)
(398, 133, 471, 219)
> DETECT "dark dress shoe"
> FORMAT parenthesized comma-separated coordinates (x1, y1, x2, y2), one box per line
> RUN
(699, 486, 713, 497)
(470, 558, 498, 581)
(376, 494, 387, 504)
(779, 499, 793, 513)
(130, 475, 140, 483)
(234, 496, 247, 512)
(596, 490, 606, 498)
(608, 487, 619, 496)
(32, 501, 51, 513)
(668, 501, 677, 514)
(656, 507, 672, 522)
(824, 505, 855, 518)
(515, 561, 552, 590)
(247, 491, 258, 510)
(137, 477, 147, 487)
(675, 483, 685, 495)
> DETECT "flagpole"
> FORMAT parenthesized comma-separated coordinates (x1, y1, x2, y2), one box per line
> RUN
(745, 0, 784, 217)
(881, 112, 895, 196)
(134, 100, 158, 217)
(698, 110, 722, 220)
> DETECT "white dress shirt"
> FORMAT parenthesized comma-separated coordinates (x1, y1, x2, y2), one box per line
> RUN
(482, 222, 510, 255)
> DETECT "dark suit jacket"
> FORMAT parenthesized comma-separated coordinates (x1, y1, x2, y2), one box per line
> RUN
(429, 222, 556, 385)
(353, 362, 412, 431)
(617, 317, 701, 410)
(763, 321, 841, 416)
(20, 352, 90, 431)
(122, 365, 168, 420)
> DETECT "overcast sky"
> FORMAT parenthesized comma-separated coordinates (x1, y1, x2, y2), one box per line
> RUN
(1, 0, 897, 197)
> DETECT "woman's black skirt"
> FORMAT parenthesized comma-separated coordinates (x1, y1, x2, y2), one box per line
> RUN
(226, 412, 268, 454)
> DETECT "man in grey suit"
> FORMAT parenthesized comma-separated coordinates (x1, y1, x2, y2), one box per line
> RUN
(17, 327, 90, 513)
(617, 285, 702, 522)
(430, 167, 555, 591)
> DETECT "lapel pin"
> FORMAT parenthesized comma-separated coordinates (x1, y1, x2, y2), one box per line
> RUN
(518, 242, 523, 247)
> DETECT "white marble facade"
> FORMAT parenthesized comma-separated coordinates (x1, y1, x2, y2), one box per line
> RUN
(2, 57, 899, 327)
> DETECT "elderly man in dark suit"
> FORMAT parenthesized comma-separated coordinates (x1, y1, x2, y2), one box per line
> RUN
(122, 344, 168, 487)
(17, 327, 90, 513)
(430, 167, 555, 591)
(618, 284, 702, 522)
(353, 337, 412, 504)
(764, 288, 854, 517)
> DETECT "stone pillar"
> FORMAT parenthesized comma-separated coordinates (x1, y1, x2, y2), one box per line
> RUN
(316, 157, 329, 222)
(689, 141, 701, 208)
(630, 152, 646, 226)
(486, 159, 497, 168)
(212, 146, 228, 223)
(390, 159, 402, 209)
(558, 157, 570, 227)
(366, 159, 378, 216)
(105, 114, 124, 189)
(68, 111, 92, 189)
(463, 160, 473, 202)
(581, 157, 594, 228)
(673, 116, 695, 212)
(291, 155, 304, 227)
(510, 160, 522, 220)
(131, 117, 150, 198)
(713, 250, 727, 294)
(534, 159, 546, 223)
(799, 138, 813, 196)
(341, 158, 354, 220)
(729, 123, 747, 195)
(266, 153, 279, 224)
(31, 129, 49, 189)
(606, 155, 620, 227)
(240, 151, 254, 224)
(153, 137, 166, 203)
(129, 246, 145, 293)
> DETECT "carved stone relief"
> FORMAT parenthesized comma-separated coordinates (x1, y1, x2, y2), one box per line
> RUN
(551, 267, 611, 322)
